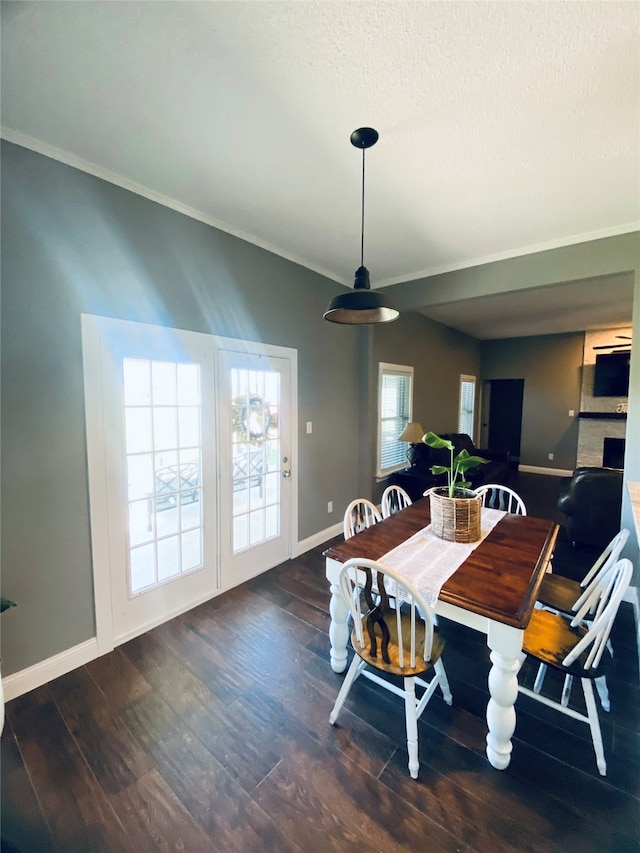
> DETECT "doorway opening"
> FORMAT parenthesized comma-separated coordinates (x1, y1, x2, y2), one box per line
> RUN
(481, 378, 524, 467)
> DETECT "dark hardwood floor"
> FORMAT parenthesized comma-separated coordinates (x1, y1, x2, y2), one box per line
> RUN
(2, 472, 639, 852)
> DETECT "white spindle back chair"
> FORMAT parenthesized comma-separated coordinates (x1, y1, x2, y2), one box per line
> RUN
(329, 558, 452, 779)
(474, 484, 527, 515)
(519, 557, 632, 775)
(380, 484, 412, 518)
(533, 528, 629, 709)
(343, 498, 382, 539)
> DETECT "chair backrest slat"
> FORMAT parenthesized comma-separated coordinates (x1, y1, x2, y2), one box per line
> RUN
(579, 528, 630, 589)
(564, 558, 632, 670)
(571, 529, 630, 615)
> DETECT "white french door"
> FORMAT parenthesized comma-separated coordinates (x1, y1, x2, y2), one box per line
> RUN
(82, 316, 296, 653)
(217, 349, 293, 586)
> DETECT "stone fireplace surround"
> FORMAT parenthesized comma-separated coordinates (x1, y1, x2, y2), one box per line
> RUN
(577, 328, 630, 469)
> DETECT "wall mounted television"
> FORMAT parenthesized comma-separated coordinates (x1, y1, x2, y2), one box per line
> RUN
(593, 350, 631, 397)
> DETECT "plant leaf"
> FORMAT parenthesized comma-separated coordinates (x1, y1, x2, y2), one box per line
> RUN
(429, 465, 449, 475)
(457, 455, 490, 472)
(423, 432, 453, 450)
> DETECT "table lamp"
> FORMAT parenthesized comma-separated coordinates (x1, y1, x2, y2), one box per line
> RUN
(397, 422, 425, 467)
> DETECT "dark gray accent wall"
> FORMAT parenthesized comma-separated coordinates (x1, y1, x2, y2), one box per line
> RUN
(481, 333, 584, 470)
(1, 141, 363, 674)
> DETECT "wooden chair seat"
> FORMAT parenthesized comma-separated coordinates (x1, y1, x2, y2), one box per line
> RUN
(523, 607, 612, 680)
(351, 617, 446, 677)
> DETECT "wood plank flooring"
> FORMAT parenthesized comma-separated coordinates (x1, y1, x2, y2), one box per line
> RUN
(2, 472, 639, 852)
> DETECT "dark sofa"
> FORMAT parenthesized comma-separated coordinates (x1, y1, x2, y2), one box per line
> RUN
(388, 432, 511, 502)
(557, 466, 624, 548)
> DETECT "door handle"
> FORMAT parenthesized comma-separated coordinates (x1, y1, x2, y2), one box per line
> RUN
(282, 470, 291, 478)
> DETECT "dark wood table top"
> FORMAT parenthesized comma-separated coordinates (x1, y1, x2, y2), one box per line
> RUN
(324, 498, 559, 629)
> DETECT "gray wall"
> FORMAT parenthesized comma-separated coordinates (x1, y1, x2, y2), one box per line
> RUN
(383, 232, 640, 312)
(382, 231, 640, 577)
(371, 311, 482, 500)
(480, 333, 584, 470)
(1, 141, 364, 674)
(2, 140, 639, 678)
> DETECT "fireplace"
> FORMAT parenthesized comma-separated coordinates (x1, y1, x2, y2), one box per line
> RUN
(603, 437, 625, 469)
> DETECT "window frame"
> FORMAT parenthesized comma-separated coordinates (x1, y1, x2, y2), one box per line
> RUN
(376, 362, 414, 479)
(458, 374, 477, 441)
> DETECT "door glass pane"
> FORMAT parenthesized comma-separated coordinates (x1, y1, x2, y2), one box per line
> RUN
(181, 529, 202, 572)
(179, 406, 200, 447)
(125, 408, 153, 454)
(157, 536, 180, 581)
(129, 500, 154, 548)
(152, 362, 177, 405)
(153, 407, 178, 450)
(124, 357, 204, 595)
(230, 366, 280, 555)
(130, 543, 156, 592)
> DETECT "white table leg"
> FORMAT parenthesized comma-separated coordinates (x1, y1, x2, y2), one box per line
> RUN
(486, 621, 524, 769)
(329, 581, 349, 673)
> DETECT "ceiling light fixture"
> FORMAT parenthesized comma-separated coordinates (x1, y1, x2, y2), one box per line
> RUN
(323, 127, 399, 325)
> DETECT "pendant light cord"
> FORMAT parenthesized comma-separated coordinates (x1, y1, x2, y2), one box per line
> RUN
(360, 147, 366, 267)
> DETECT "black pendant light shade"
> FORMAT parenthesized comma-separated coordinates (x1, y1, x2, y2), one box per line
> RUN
(323, 127, 399, 325)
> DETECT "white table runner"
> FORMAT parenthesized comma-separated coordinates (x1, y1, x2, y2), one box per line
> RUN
(379, 508, 506, 607)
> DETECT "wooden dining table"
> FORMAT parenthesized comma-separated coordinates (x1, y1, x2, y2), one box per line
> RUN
(324, 497, 559, 770)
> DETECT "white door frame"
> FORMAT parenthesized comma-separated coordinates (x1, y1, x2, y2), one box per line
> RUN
(82, 314, 298, 656)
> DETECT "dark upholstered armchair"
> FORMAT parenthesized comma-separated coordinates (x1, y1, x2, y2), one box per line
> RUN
(557, 467, 624, 548)
(388, 433, 510, 502)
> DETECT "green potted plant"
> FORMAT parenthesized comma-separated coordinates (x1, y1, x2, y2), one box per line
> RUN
(422, 432, 489, 498)
(422, 432, 488, 542)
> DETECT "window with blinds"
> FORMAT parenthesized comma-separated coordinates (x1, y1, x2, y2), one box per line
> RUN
(458, 375, 476, 438)
(377, 363, 413, 477)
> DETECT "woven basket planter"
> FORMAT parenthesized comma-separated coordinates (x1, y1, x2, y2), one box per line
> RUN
(427, 487, 482, 543)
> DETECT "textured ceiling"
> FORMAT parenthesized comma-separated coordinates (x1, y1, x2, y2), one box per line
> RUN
(1, 1, 638, 337)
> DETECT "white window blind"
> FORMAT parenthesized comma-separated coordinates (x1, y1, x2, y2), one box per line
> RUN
(378, 363, 413, 476)
(458, 375, 476, 438)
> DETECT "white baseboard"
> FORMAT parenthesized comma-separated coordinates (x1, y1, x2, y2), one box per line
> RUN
(294, 521, 343, 557)
(4, 526, 344, 702)
(2, 637, 99, 702)
(518, 465, 574, 476)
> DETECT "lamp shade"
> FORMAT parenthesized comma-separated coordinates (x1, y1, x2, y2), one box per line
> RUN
(323, 270, 399, 324)
(397, 422, 425, 443)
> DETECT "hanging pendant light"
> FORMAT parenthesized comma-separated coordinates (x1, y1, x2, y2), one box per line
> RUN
(323, 127, 399, 325)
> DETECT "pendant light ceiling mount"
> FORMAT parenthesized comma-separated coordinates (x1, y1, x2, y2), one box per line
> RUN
(349, 126, 379, 150)
(323, 127, 399, 325)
